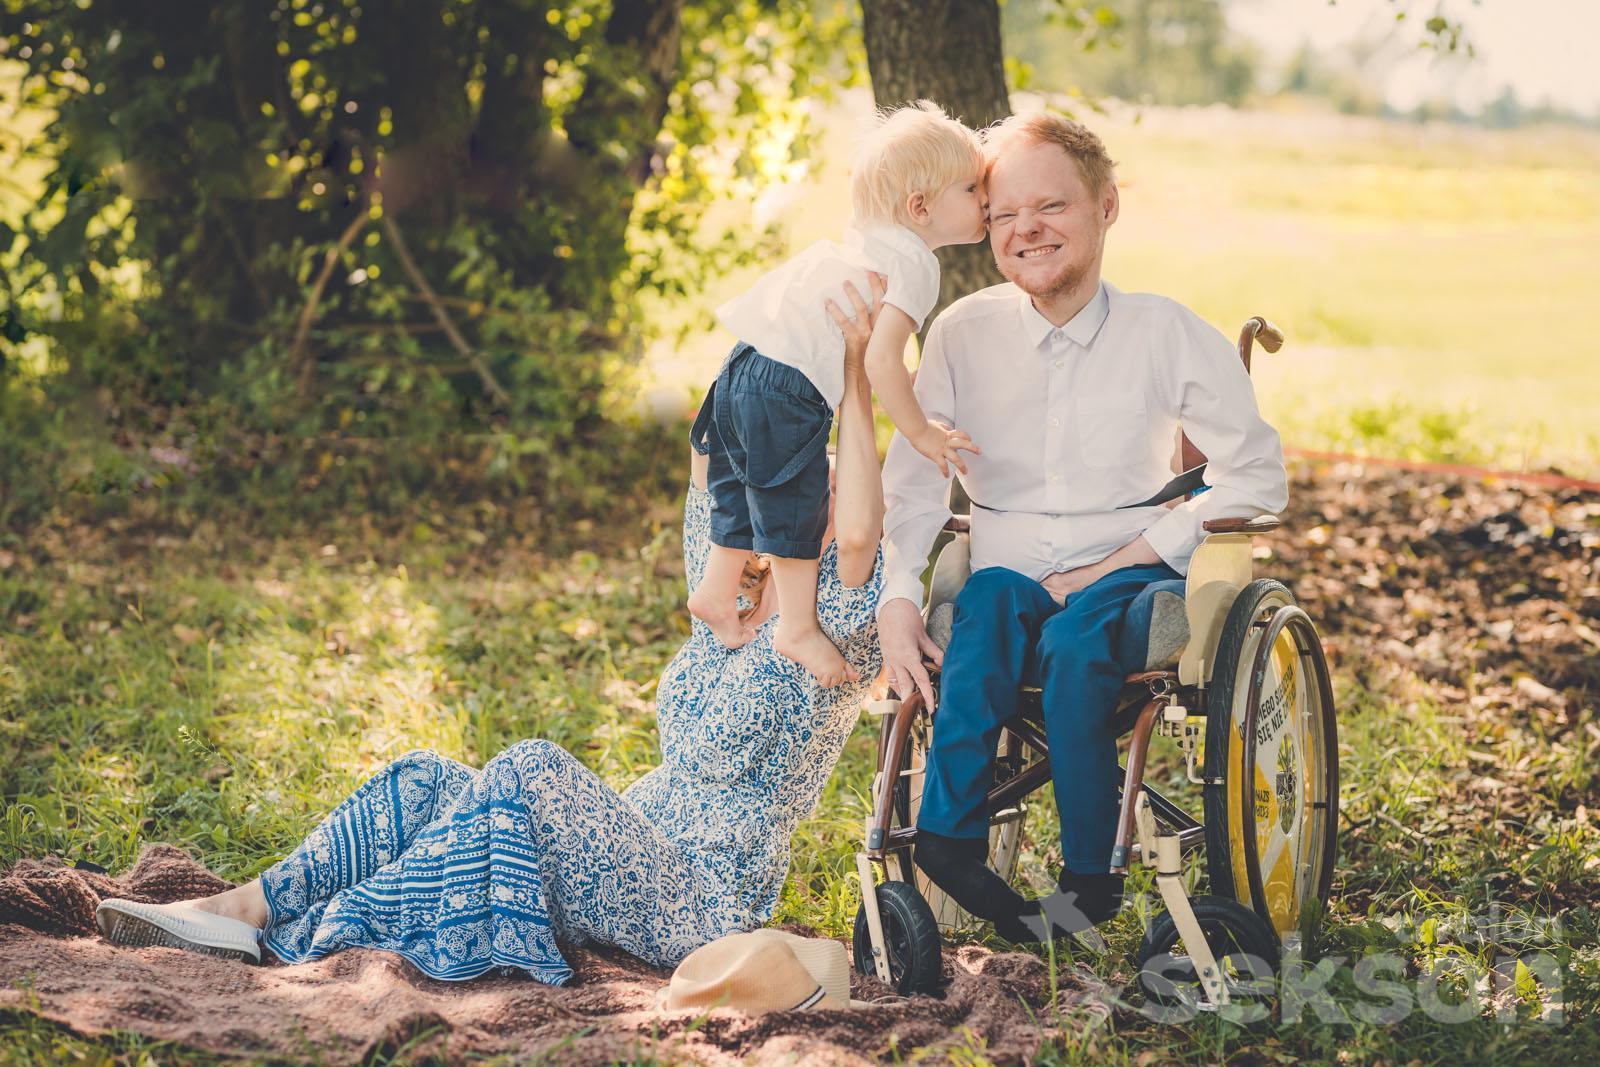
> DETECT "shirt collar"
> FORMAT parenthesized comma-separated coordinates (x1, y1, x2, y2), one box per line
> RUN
(1017, 281, 1111, 350)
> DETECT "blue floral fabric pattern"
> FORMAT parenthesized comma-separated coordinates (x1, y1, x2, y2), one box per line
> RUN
(259, 483, 883, 983)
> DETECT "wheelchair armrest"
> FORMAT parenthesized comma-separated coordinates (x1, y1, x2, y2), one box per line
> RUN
(943, 515, 970, 534)
(1202, 514, 1282, 535)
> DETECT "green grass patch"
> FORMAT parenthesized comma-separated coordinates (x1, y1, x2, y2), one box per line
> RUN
(4, 458, 1594, 1063)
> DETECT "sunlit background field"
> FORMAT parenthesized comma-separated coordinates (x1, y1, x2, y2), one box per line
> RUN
(646, 92, 1600, 478)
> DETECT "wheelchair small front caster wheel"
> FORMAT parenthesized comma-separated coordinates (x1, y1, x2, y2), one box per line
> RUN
(1134, 895, 1280, 1011)
(852, 879, 943, 995)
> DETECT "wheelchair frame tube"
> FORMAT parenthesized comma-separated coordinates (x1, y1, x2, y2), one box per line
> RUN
(855, 848, 894, 984)
(870, 695, 1209, 860)
(1111, 699, 1164, 874)
(866, 692, 924, 858)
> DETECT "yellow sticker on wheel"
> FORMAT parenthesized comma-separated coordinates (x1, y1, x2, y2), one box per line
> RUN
(1252, 632, 1305, 935)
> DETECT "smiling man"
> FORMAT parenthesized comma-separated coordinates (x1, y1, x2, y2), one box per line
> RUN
(876, 112, 1288, 940)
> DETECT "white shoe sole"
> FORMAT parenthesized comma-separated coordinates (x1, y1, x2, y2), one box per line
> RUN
(95, 899, 261, 964)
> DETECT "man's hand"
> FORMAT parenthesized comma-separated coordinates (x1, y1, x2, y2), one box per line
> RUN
(911, 419, 980, 478)
(1039, 534, 1165, 606)
(878, 597, 944, 709)
(1039, 563, 1104, 607)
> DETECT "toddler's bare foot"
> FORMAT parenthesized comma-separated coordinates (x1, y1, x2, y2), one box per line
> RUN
(773, 623, 860, 688)
(688, 589, 755, 649)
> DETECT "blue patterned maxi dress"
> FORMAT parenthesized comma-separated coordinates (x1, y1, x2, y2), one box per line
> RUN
(258, 483, 883, 983)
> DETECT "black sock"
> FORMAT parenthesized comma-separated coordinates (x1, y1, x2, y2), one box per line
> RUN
(1049, 868, 1125, 928)
(913, 830, 1032, 925)
(991, 905, 1050, 945)
(991, 870, 1128, 943)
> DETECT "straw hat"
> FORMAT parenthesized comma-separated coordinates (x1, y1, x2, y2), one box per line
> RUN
(656, 929, 864, 1013)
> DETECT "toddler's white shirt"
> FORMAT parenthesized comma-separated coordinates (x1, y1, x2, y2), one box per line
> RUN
(714, 223, 941, 409)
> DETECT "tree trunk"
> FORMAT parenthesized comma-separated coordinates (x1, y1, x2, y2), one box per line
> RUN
(565, 0, 684, 185)
(860, 0, 1011, 323)
(555, 0, 685, 308)
(473, 4, 555, 219)
(367, 0, 474, 226)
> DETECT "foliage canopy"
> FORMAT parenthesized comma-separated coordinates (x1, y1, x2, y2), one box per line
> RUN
(0, 0, 854, 520)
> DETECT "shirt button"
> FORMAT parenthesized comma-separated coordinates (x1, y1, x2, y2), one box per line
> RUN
(1050, 473, 1062, 483)
(1052, 329, 1063, 341)
(1053, 360, 1063, 369)
(1050, 416, 1060, 427)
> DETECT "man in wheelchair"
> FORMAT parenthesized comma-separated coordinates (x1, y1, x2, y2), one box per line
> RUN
(877, 112, 1289, 943)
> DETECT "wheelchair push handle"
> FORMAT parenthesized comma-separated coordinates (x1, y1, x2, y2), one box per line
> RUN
(1237, 316, 1284, 372)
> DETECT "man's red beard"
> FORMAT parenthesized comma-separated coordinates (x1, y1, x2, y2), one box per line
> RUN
(993, 229, 1105, 303)
(1000, 257, 1091, 302)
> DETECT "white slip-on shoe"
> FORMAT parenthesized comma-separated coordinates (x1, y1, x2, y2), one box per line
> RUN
(95, 898, 262, 964)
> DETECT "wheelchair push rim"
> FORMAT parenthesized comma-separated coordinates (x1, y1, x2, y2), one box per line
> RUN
(1204, 579, 1339, 941)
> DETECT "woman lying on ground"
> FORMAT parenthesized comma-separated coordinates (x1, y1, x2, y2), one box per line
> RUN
(96, 277, 889, 983)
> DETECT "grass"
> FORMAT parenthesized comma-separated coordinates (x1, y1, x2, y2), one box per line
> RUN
(642, 95, 1600, 478)
(0, 503, 690, 877)
(2, 453, 1596, 1065)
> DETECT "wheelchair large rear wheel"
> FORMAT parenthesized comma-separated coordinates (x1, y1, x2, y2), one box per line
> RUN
(1203, 579, 1338, 941)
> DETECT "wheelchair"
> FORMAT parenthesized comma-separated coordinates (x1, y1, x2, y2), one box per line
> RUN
(851, 317, 1339, 1011)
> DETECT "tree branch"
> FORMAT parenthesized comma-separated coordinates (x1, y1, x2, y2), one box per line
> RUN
(379, 213, 512, 410)
(291, 209, 369, 392)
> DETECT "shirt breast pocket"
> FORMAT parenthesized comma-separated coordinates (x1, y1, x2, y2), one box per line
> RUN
(1075, 390, 1150, 470)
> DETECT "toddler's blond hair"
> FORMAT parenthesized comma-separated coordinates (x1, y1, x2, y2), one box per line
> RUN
(850, 101, 984, 227)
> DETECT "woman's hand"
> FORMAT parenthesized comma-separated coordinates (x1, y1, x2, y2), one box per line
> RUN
(826, 272, 887, 376)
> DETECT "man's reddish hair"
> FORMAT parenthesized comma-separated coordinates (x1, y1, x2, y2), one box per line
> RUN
(984, 112, 1116, 192)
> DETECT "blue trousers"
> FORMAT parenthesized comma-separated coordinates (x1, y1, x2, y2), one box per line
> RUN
(917, 563, 1181, 872)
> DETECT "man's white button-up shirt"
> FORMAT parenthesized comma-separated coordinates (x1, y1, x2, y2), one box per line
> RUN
(878, 280, 1289, 612)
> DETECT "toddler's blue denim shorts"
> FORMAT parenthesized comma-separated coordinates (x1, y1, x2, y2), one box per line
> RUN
(690, 343, 832, 559)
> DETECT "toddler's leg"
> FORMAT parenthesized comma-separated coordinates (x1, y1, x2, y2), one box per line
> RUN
(687, 544, 756, 648)
(770, 555, 858, 688)
(693, 385, 758, 649)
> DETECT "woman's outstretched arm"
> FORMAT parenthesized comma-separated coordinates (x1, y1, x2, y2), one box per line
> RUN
(828, 274, 887, 589)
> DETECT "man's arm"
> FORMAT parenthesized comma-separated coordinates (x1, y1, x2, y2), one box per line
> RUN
(1139, 309, 1289, 573)
(878, 315, 958, 706)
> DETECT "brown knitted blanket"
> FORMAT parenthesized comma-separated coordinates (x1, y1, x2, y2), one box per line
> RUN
(0, 846, 1094, 1064)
